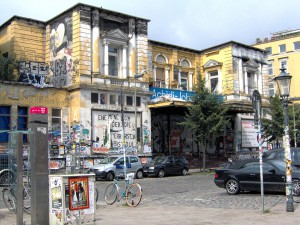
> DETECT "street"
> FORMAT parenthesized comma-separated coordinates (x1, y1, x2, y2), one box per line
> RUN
(1, 172, 299, 224)
(96, 172, 285, 210)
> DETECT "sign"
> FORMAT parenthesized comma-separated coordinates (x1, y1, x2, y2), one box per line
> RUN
(241, 119, 258, 148)
(252, 90, 261, 125)
(30, 106, 48, 114)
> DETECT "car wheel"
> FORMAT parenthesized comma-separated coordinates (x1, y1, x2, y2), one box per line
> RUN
(158, 169, 165, 178)
(181, 168, 188, 176)
(136, 170, 143, 179)
(225, 179, 240, 195)
(106, 172, 114, 181)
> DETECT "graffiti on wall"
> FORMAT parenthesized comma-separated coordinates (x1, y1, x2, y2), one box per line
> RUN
(49, 15, 73, 87)
(92, 111, 140, 154)
(17, 61, 49, 87)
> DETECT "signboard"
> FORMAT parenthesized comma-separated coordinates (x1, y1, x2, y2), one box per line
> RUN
(30, 106, 48, 114)
(241, 119, 258, 148)
(149, 87, 195, 101)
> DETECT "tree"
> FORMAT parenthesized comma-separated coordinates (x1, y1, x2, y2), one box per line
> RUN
(179, 74, 229, 169)
(0, 54, 18, 81)
(261, 94, 284, 147)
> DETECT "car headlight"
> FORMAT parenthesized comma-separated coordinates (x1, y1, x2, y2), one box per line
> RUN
(149, 167, 154, 170)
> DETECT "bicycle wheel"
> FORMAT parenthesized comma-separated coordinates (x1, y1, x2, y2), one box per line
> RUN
(95, 187, 99, 202)
(23, 185, 31, 214)
(2, 188, 16, 212)
(104, 183, 119, 205)
(126, 183, 142, 207)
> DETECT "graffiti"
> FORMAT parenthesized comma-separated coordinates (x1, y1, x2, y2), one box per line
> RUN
(18, 61, 49, 87)
(49, 15, 73, 87)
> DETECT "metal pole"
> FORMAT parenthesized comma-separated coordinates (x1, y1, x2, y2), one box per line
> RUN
(134, 78, 137, 152)
(293, 102, 297, 147)
(257, 99, 264, 213)
(283, 97, 294, 212)
(120, 83, 127, 178)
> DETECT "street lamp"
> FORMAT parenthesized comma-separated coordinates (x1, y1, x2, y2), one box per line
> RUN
(134, 73, 145, 153)
(273, 64, 294, 212)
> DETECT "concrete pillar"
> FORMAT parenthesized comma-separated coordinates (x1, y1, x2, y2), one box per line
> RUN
(104, 41, 109, 75)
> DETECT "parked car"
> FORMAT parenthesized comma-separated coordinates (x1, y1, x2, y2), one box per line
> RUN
(263, 148, 300, 168)
(143, 155, 189, 178)
(88, 155, 143, 181)
(214, 158, 300, 195)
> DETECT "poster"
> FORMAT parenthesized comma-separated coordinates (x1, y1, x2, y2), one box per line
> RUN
(68, 177, 89, 210)
(241, 119, 258, 148)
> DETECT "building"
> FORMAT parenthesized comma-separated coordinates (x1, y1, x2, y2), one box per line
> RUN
(253, 29, 300, 102)
(0, 3, 269, 169)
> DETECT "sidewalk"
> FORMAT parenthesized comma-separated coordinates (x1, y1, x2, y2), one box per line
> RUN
(1, 196, 299, 225)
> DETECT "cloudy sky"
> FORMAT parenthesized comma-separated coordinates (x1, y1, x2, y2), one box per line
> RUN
(1, 0, 300, 50)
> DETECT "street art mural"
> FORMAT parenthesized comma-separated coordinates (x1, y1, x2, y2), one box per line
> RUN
(91, 111, 141, 154)
(17, 61, 49, 87)
(49, 15, 73, 87)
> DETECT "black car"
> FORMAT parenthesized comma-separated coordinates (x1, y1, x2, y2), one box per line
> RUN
(263, 148, 300, 168)
(214, 158, 300, 195)
(143, 155, 189, 178)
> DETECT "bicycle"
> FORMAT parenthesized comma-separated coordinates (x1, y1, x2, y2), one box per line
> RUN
(293, 180, 300, 203)
(104, 173, 142, 207)
(1, 169, 31, 214)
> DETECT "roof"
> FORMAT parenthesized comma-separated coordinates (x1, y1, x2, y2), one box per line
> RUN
(0, 2, 150, 31)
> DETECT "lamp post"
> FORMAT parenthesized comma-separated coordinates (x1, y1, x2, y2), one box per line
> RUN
(273, 64, 294, 212)
(134, 73, 145, 153)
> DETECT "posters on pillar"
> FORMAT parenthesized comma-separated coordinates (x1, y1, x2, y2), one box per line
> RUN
(91, 110, 138, 154)
(50, 176, 63, 224)
(68, 177, 89, 210)
(241, 119, 258, 148)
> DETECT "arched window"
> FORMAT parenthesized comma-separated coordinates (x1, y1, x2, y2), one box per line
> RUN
(156, 54, 166, 64)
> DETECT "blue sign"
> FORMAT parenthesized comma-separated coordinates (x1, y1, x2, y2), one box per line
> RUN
(150, 87, 195, 101)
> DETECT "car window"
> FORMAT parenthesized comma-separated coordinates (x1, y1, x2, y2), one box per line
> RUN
(239, 162, 257, 171)
(152, 156, 166, 164)
(266, 152, 276, 159)
(115, 157, 128, 165)
(263, 162, 274, 172)
(168, 157, 174, 163)
(294, 150, 300, 160)
(130, 157, 138, 163)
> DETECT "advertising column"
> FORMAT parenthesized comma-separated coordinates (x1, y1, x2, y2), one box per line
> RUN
(30, 106, 49, 225)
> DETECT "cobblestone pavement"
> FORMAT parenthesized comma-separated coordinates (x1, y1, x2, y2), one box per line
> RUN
(96, 172, 286, 210)
(1, 171, 300, 224)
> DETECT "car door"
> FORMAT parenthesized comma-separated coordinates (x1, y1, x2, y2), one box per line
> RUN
(128, 156, 140, 174)
(236, 162, 260, 191)
(165, 156, 176, 175)
(263, 162, 285, 192)
(114, 156, 129, 176)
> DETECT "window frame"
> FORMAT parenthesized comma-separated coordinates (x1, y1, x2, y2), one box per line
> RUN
(294, 41, 300, 50)
(279, 44, 286, 53)
(0, 106, 10, 143)
(208, 70, 219, 92)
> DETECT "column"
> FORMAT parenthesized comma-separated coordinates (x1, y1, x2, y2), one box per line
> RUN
(244, 69, 248, 94)
(92, 10, 100, 75)
(122, 45, 127, 79)
(239, 59, 244, 93)
(218, 69, 222, 93)
(104, 41, 109, 75)
(189, 72, 193, 91)
(165, 67, 170, 88)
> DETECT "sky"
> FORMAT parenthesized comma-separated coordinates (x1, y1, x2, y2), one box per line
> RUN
(1, 0, 300, 50)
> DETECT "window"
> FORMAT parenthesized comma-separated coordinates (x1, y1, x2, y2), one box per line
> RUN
(18, 107, 28, 143)
(126, 96, 133, 106)
(268, 62, 273, 75)
(51, 109, 61, 142)
(265, 47, 272, 55)
(247, 72, 256, 93)
(109, 95, 117, 105)
(100, 94, 107, 105)
(294, 41, 300, 50)
(268, 62, 274, 97)
(136, 96, 141, 107)
(279, 44, 286, 53)
(108, 46, 119, 76)
(156, 55, 166, 64)
(180, 72, 188, 90)
(91, 93, 98, 103)
(155, 68, 165, 87)
(0, 106, 10, 142)
(209, 71, 218, 92)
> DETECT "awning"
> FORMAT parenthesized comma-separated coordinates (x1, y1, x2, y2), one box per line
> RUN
(148, 101, 192, 109)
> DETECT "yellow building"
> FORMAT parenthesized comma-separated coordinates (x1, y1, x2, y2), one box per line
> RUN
(253, 29, 300, 102)
(0, 3, 270, 164)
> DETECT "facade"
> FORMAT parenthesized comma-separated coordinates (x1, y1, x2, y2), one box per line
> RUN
(0, 3, 270, 168)
(253, 29, 300, 102)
